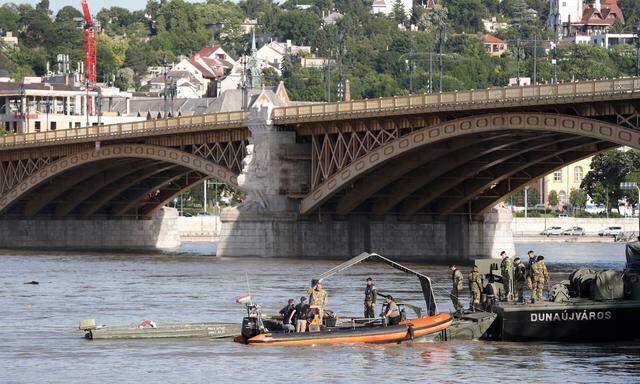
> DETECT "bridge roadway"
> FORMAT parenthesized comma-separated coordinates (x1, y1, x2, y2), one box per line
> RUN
(0, 78, 639, 258)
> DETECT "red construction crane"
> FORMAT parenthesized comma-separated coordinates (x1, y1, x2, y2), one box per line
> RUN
(81, 0, 97, 87)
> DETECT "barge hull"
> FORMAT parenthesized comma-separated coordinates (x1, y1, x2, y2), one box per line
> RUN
(491, 300, 640, 341)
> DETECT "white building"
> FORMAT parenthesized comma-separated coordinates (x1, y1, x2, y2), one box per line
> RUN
(482, 17, 509, 33)
(0, 80, 141, 134)
(591, 33, 636, 48)
(548, 0, 586, 35)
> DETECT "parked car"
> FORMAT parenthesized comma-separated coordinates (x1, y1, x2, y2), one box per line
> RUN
(178, 211, 193, 217)
(532, 204, 547, 211)
(562, 226, 585, 236)
(598, 226, 623, 237)
(540, 226, 564, 236)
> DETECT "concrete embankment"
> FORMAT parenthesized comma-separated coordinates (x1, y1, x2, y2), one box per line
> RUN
(512, 217, 639, 243)
(177, 215, 221, 242)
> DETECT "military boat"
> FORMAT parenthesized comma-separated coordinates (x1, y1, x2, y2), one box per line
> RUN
(235, 252, 454, 346)
(475, 244, 640, 341)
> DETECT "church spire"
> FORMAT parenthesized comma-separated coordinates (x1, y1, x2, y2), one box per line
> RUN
(249, 29, 261, 89)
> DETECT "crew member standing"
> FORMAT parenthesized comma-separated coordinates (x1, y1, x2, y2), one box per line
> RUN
(449, 265, 464, 316)
(513, 257, 527, 303)
(295, 296, 309, 332)
(307, 280, 328, 319)
(500, 251, 513, 301)
(468, 265, 483, 312)
(363, 277, 377, 318)
(526, 250, 536, 299)
(532, 255, 549, 303)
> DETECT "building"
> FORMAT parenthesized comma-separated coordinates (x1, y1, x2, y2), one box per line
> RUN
(0, 69, 10, 83)
(482, 17, 509, 33)
(483, 35, 508, 57)
(538, 157, 591, 206)
(591, 33, 636, 48)
(0, 31, 18, 46)
(241, 19, 257, 34)
(0, 79, 140, 134)
(257, 40, 312, 69)
(147, 71, 205, 99)
(322, 11, 343, 25)
(549, 0, 625, 38)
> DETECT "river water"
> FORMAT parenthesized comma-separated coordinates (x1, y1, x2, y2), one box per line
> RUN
(1, 242, 638, 383)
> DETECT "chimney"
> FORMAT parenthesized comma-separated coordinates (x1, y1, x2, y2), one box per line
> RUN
(344, 79, 351, 102)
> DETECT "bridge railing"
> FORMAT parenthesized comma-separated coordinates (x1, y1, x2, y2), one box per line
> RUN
(271, 77, 640, 120)
(0, 110, 248, 148)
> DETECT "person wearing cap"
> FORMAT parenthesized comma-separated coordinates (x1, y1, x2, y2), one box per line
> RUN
(306, 279, 328, 320)
(531, 255, 549, 303)
(513, 257, 527, 303)
(382, 295, 401, 325)
(449, 265, 464, 316)
(295, 296, 309, 332)
(468, 265, 483, 312)
(363, 277, 377, 318)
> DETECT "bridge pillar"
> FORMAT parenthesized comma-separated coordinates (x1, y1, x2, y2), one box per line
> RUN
(0, 207, 181, 251)
(216, 105, 515, 262)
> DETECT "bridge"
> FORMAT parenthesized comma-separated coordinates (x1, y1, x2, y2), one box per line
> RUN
(1, 78, 639, 259)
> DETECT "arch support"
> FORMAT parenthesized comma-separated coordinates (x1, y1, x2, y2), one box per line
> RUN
(300, 113, 640, 215)
(0, 144, 242, 216)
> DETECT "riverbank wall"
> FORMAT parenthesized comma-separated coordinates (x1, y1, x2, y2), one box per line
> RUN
(511, 217, 639, 236)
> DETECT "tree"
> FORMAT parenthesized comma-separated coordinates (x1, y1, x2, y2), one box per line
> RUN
(581, 149, 633, 214)
(548, 190, 559, 208)
(569, 188, 587, 213)
(417, 4, 448, 33)
(55, 6, 82, 23)
(392, 0, 406, 26)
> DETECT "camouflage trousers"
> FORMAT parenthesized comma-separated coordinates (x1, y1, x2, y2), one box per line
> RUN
(364, 301, 375, 318)
(470, 288, 481, 311)
(514, 281, 525, 303)
(502, 275, 511, 300)
(532, 277, 545, 303)
(450, 288, 463, 312)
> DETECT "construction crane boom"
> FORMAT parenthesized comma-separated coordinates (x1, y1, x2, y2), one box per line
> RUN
(81, 0, 97, 88)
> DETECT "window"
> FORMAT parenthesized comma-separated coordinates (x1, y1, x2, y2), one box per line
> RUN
(34, 121, 41, 132)
(574, 166, 583, 182)
(50, 121, 56, 131)
(553, 170, 562, 182)
(559, 191, 567, 204)
(562, 1, 566, 6)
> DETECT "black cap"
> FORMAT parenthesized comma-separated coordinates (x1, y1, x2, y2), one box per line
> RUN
(537, 255, 545, 261)
(514, 257, 520, 262)
(311, 279, 319, 287)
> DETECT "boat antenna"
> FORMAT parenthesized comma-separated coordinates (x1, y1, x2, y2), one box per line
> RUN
(245, 272, 252, 302)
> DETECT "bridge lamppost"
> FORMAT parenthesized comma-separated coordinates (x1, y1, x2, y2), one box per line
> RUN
(621, 182, 640, 235)
(634, 22, 640, 77)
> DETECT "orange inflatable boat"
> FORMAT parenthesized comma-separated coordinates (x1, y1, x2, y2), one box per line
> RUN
(243, 313, 453, 346)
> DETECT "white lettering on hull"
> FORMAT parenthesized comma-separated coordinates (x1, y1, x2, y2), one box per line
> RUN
(529, 310, 612, 322)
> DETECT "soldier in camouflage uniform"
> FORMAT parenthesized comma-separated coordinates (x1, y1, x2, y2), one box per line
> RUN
(500, 251, 513, 301)
(513, 257, 527, 303)
(449, 265, 464, 316)
(307, 280, 328, 319)
(363, 277, 377, 318)
(531, 255, 549, 303)
(526, 250, 536, 301)
(468, 265, 483, 312)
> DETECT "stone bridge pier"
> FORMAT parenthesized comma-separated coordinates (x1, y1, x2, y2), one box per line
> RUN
(216, 106, 515, 262)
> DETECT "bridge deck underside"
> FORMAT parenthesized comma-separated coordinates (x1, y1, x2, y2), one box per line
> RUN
(306, 129, 615, 216)
(2, 157, 208, 219)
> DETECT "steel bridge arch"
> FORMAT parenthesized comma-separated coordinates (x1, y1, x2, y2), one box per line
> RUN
(300, 113, 640, 215)
(0, 143, 241, 216)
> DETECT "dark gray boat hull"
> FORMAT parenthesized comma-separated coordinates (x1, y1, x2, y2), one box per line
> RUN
(488, 300, 640, 341)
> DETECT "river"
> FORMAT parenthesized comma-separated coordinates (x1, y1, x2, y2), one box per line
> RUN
(1, 242, 638, 383)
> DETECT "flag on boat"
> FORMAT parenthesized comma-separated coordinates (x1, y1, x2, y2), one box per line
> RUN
(235, 294, 252, 304)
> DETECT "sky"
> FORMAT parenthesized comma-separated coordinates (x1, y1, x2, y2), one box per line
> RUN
(0, 0, 207, 12)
